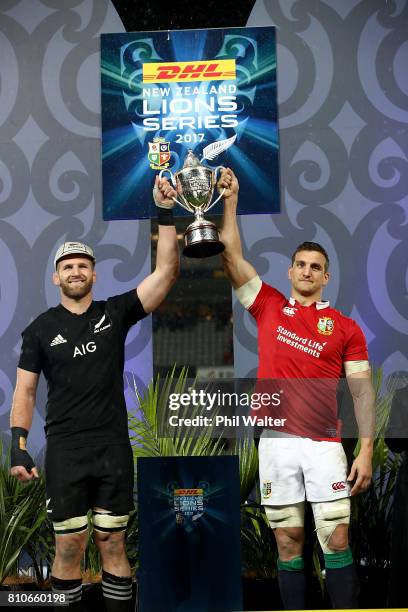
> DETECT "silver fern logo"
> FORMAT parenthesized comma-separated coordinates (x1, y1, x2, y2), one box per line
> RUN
(199, 134, 237, 163)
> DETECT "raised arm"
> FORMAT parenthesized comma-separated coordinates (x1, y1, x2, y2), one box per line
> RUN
(218, 168, 258, 289)
(137, 176, 180, 313)
(345, 367, 375, 495)
(10, 367, 40, 481)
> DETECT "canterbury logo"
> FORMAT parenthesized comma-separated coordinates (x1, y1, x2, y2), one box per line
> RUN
(332, 481, 347, 491)
(50, 334, 67, 346)
(143, 59, 236, 83)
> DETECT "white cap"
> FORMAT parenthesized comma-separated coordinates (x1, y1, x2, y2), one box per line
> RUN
(54, 242, 95, 269)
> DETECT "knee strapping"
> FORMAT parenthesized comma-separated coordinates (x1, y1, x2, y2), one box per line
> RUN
(92, 509, 129, 533)
(53, 515, 88, 536)
(264, 502, 305, 529)
(311, 498, 350, 554)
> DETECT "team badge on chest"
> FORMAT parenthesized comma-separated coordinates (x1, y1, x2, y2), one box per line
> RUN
(317, 316, 334, 336)
(90, 312, 112, 335)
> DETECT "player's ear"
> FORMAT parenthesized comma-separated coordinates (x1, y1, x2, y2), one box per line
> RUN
(52, 271, 60, 287)
(288, 265, 293, 281)
(322, 271, 330, 286)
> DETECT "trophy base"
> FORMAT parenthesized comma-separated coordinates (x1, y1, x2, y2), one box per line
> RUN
(183, 220, 225, 258)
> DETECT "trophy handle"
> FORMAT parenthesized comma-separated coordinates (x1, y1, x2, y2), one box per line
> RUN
(158, 169, 191, 212)
(206, 165, 226, 212)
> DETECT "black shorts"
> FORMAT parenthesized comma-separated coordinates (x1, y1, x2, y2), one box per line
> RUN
(45, 442, 134, 521)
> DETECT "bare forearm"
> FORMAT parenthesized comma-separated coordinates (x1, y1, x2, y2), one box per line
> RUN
(10, 389, 36, 431)
(156, 224, 179, 283)
(137, 224, 179, 313)
(348, 376, 376, 441)
(220, 195, 257, 288)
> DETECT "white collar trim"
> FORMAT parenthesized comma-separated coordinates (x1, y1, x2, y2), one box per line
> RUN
(289, 296, 330, 310)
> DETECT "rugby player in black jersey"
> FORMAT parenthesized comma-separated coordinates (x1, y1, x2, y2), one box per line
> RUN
(10, 177, 178, 611)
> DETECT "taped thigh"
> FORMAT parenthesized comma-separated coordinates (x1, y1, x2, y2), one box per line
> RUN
(311, 498, 350, 554)
(92, 509, 129, 533)
(264, 502, 305, 529)
(53, 515, 88, 536)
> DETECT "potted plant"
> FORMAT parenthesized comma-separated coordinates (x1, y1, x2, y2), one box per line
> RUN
(0, 439, 50, 590)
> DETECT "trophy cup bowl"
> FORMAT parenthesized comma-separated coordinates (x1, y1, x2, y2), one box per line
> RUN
(159, 150, 225, 258)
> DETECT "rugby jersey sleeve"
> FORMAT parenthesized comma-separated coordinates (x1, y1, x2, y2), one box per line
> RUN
(18, 324, 43, 374)
(248, 282, 286, 321)
(107, 290, 148, 328)
(343, 319, 369, 362)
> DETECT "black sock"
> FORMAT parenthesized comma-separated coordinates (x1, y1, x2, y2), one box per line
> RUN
(325, 563, 359, 608)
(277, 557, 306, 610)
(102, 570, 133, 611)
(51, 575, 82, 610)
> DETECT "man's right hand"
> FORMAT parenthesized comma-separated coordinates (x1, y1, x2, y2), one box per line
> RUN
(217, 167, 239, 199)
(11, 463, 39, 481)
(10, 427, 39, 481)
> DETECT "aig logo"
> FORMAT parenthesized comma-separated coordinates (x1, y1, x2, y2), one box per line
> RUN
(143, 59, 236, 83)
(73, 342, 96, 358)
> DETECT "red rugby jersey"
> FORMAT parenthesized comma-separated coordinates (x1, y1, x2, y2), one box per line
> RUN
(248, 282, 368, 439)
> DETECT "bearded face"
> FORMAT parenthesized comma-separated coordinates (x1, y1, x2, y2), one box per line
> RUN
(54, 258, 95, 300)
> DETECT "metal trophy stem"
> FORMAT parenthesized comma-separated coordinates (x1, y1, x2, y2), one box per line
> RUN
(159, 150, 226, 259)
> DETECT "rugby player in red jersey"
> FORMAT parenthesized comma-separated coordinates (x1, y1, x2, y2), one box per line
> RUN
(218, 168, 374, 610)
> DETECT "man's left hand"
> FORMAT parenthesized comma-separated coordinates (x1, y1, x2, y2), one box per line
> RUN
(217, 167, 239, 199)
(347, 451, 372, 495)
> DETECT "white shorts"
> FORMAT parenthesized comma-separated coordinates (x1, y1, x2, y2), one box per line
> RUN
(259, 433, 350, 505)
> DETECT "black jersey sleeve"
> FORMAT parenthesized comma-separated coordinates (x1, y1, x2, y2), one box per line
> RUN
(385, 386, 408, 453)
(107, 290, 148, 328)
(18, 325, 43, 373)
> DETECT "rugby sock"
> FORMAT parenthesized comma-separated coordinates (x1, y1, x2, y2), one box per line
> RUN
(277, 556, 306, 610)
(102, 570, 133, 611)
(324, 549, 359, 608)
(51, 576, 82, 610)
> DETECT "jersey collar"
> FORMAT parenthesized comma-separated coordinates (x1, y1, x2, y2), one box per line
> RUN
(289, 296, 330, 310)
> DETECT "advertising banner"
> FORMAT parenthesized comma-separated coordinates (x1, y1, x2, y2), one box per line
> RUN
(101, 26, 279, 220)
(137, 455, 242, 612)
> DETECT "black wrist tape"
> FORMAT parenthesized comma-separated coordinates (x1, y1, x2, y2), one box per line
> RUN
(157, 207, 175, 226)
(11, 427, 35, 472)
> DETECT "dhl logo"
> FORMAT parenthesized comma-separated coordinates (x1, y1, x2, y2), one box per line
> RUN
(174, 488, 204, 496)
(143, 59, 236, 83)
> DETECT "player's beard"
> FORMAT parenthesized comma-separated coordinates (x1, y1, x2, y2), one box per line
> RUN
(59, 277, 93, 300)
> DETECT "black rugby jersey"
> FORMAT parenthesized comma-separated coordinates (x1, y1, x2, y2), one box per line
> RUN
(18, 290, 147, 448)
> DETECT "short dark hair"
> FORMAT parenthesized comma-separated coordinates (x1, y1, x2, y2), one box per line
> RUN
(291, 242, 329, 272)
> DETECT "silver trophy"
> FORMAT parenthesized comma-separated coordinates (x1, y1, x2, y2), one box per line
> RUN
(159, 135, 236, 258)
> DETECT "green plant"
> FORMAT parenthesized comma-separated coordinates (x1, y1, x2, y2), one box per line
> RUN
(0, 439, 50, 585)
(128, 367, 226, 458)
(350, 367, 402, 569)
(241, 499, 278, 579)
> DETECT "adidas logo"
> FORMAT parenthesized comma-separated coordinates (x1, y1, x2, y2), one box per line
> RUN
(50, 334, 67, 346)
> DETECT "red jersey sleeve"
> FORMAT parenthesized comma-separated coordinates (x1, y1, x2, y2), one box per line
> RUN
(343, 319, 369, 362)
(248, 282, 286, 322)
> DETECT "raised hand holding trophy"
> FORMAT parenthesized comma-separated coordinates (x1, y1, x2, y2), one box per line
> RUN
(159, 135, 236, 258)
